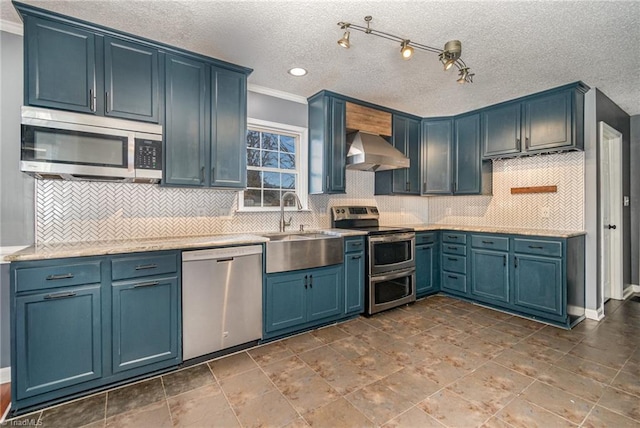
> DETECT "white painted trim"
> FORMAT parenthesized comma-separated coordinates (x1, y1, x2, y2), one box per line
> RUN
(567, 304, 584, 317)
(0, 367, 10, 384)
(623, 285, 635, 299)
(248, 84, 307, 105)
(1, 402, 10, 425)
(633, 284, 640, 293)
(585, 307, 604, 321)
(1, 19, 23, 36)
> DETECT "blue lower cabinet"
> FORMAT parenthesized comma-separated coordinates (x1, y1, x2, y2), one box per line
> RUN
(112, 276, 180, 373)
(513, 254, 563, 316)
(15, 285, 102, 400)
(470, 249, 509, 304)
(344, 237, 365, 314)
(264, 264, 344, 339)
(416, 243, 439, 297)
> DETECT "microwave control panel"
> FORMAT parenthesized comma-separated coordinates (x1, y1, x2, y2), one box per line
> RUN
(135, 139, 162, 170)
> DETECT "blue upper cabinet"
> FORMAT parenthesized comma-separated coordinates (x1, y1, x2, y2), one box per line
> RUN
(308, 93, 346, 194)
(421, 119, 453, 194)
(24, 15, 160, 122)
(376, 114, 421, 195)
(26, 17, 97, 114)
(164, 54, 208, 187)
(481, 101, 522, 158)
(422, 115, 491, 196)
(482, 83, 588, 158)
(104, 36, 159, 122)
(210, 67, 247, 188)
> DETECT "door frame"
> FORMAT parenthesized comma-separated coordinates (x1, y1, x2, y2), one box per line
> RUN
(598, 121, 624, 302)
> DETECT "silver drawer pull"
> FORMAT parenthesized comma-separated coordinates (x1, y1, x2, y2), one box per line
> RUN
(44, 291, 77, 300)
(133, 281, 160, 288)
(135, 264, 158, 270)
(528, 245, 544, 249)
(46, 273, 74, 281)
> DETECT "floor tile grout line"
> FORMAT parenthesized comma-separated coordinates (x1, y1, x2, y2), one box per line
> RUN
(158, 375, 174, 427)
(520, 379, 591, 427)
(206, 353, 249, 428)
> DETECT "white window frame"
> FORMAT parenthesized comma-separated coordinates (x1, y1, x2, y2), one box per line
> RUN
(238, 118, 309, 212)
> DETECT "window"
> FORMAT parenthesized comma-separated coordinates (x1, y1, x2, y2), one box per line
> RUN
(239, 119, 308, 211)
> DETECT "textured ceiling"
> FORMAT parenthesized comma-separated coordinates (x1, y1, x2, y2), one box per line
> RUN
(1, 1, 639, 116)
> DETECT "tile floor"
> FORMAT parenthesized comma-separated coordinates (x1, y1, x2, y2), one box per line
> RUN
(4, 294, 640, 428)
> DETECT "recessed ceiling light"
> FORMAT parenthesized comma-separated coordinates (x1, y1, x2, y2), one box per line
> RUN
(288, 67, 308, 77)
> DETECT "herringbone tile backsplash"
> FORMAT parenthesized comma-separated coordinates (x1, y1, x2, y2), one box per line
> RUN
(36, 153, 584, 243)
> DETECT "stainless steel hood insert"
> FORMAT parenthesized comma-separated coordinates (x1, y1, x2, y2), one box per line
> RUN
(346, 131, 410, 172)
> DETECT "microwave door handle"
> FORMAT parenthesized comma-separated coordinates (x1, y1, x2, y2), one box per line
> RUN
(128, 134, 135, 173)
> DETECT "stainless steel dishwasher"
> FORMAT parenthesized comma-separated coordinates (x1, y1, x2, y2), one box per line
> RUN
(182, 245, 263, 360)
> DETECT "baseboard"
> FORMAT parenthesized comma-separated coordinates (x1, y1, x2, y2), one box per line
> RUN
(585, 307, 604, 321)
(623, 285, 635, 299)
(567, 304, 584, 317)
(632, 284, 640, 293)
(0, 367, 10, 384)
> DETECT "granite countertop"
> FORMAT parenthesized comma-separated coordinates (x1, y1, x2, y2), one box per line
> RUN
(395, 224, 586, 238)
(4, 229, 368, 262)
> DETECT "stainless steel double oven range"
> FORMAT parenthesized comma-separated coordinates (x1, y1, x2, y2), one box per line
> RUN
(332, 206, 416, 315)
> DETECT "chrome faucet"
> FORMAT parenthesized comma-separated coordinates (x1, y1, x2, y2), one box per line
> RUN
(279, 192, 303, 232)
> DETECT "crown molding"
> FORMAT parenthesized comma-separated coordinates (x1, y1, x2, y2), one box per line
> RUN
(248, 84, 307, 105)
(1, 19, 23, 36)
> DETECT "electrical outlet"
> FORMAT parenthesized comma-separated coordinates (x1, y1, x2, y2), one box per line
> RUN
(196, 207, 207, 217)
(624, 196, 630, 206)
(540, 206, 550, 218)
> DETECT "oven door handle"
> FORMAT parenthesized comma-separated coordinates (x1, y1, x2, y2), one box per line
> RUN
(369, 233, 415, 243)
(371, 268, 416, 283)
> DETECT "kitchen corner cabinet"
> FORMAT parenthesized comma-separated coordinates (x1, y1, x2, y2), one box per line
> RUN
(375, 114, 421, 195)
(421, 114, 491, 196)
(308, 93, 347, 194)
(23, 15, 160, 122)
(482, 83, 588, 158)
(415, 232, 439, 297)
(264, 265, 343, 339)
(164, 54, 248, 188)
(10, 251, 181, 414)
(344, 237, 365, 314)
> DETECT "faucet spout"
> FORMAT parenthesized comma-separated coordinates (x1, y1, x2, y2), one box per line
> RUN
(279, 192, 303, 232)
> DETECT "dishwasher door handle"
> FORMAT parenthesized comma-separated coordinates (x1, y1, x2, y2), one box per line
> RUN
(216, 257, 234, 263)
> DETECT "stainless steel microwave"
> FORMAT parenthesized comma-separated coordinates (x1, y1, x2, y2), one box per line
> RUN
(20, 106, 163, 183)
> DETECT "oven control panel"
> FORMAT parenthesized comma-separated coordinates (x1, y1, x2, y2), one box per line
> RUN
(331, 206, 379, 221)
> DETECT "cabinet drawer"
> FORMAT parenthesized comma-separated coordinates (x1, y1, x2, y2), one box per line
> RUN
(442, 272, 466, 292)
(15, 261, 102, 293)
(112, 253, 178, 280)
(514, 239, 562, 257)
(416, 232, 437, 245)
(442, 243, 466, 256)
(442, 255, 466, 274)
(345, 238, 365, 253)
(471, 235, 509, 251)
(442, 232, 467, 244)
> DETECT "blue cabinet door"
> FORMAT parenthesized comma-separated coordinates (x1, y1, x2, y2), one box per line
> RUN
(104, 36, 159, 122)
(15, 285, 102, 400)
(26, 17, 96, 113)
(422, 119, 453, 194)
(524, 90, 572, 153)
(328, 98, 347, 193)
(416, 244, 438, 296)
(482, 102, 521, 158)
(471, 249, 509, 303)
(164, 54, 208, 186)
(265, 272, 306, 333)
(513, 254, 563, 316)
(112, 276, 179, 373)
(210, 67, 247, 188)
(454, 113, 481, 194)
(344, 251, 365, 314)
(307, 266, 343, 322)
(391, 115, 421, 194)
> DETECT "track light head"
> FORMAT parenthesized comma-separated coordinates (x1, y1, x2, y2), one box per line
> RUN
(457, 67, 473, 84)
(400, 40, 414, 60)
(338, 30, 351, 48)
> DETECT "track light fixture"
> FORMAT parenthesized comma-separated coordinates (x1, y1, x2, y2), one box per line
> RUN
(337, 16, 475, 83)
